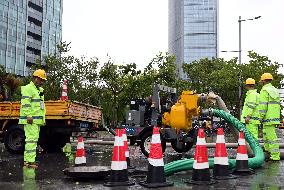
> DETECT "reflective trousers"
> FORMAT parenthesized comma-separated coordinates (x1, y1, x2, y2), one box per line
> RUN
(246, 123, 259, 140)
(23, 167, 37, 190)
(24, 123, 40, 163)
(263, 125, 280, 160)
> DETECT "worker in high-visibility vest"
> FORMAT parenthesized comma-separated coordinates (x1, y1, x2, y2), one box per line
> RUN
(19, 69, 47, 168)
(241, 78, 260, 140)
(259, 73, 280, 161)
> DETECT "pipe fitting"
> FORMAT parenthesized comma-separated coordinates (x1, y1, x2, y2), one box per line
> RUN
(200, 108, 214, 117)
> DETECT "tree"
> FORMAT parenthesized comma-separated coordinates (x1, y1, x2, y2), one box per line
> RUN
(97, 52, 181, 125)
(36, 42, 100, 103)
(99, 59, 141, 126)
(0, 65, 23, 101)
(182, 51, 284, 117)
(240, 51, 283, 89)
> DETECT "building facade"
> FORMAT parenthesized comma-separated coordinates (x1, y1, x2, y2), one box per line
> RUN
(168, 0, 219, 79)
(0, 0, 62, 76)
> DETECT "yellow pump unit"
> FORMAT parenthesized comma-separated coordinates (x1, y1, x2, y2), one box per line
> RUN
(162, 90, 200, 132)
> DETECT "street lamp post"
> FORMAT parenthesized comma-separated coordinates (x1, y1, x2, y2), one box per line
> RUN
(237, 15, 261, 116)
(239, 16, 242, 66)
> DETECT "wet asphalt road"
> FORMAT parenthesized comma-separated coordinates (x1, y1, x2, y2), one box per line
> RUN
(0, 142, 284, 190)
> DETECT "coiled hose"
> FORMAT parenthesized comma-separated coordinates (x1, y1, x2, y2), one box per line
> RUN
(164, 109, 265, 176)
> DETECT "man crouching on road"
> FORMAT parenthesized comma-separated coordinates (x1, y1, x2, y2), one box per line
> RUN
(19, 69, 47, 168)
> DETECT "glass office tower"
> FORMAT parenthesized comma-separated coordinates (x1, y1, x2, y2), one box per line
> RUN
(169, 0, 219, 79)
(0, 0, 62, 76)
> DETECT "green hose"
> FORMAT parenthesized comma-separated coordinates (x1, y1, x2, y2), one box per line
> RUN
(164, 109, 265, 176)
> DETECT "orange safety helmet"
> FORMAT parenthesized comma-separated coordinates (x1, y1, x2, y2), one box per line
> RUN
(245, 78, 255, 85)
(260, 73, 273, 81)
(33, 69, 47, 80)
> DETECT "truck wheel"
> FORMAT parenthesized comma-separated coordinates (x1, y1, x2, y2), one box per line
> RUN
(140, 130, 166, 157)
(4, 125, 25, 154)
(171, 140, 193, 153)
(171, 129, 197, 153)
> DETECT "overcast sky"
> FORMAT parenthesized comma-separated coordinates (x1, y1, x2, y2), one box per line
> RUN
(62, 0, 284, 71)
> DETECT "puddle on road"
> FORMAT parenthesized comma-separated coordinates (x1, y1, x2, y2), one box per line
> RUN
(0, 144, 284, 189)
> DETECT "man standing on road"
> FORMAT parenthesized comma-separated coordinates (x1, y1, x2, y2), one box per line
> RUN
(259, 73, 280, 161)
(19, 69, 47, 168)
(241, 78, 260, 140)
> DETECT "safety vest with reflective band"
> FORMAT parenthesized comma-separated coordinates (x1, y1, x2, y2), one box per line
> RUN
(241, 89, 260, 124)
(19, 81, 46, 125)
(259, 83, 280, 125)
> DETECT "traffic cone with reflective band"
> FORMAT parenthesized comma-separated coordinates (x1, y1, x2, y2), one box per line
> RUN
(187, 128, 216, 185)
(139, 126, 173, 188)
(75, 136, 86, 166)
(121, 128, 135, 169)
(104, 128, 134, 187)
(213, 128, 236, 179)
(60, 79, 68, 101)
(233, 130, 254, 175)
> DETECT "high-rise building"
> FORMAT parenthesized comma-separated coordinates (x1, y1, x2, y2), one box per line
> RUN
(0, 0, 62, 76)
(169, 0, 219, 78)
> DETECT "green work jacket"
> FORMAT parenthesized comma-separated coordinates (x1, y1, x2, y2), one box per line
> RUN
(241, 89, 260, 124)
(259, 83, 280, 125)
(19, 81, 46, 125)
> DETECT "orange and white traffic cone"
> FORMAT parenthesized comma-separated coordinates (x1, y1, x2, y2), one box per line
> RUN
(60, 79, 68, 101)
(139, 126, 173, 188)
(187, 128, 216, 185)
(233, 130, 254, 175)
(213, 128, 236, 179)
(104, 128, 134, 187)
(121, 128, 135, 169)
(75, 136, 86, 166)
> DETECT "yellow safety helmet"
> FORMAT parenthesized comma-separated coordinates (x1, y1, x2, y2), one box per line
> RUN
(245, 78, 255, 85)
(33, 69, 47, 80)
(260, 73, 273, 81)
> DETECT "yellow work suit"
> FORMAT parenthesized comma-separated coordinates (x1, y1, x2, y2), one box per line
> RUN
(19, 81, 46, 163)
(259, 83, 280, 161)
(241, 89, 260, 140)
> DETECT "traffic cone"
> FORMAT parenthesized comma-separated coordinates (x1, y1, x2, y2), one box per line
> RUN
(213, 128, 236, 179)
(60, 79, 68, 101)
(187, 128, 216, 185)
(121, 128, 135, 169)
(232, 130, 254, 175)
(104, 128, 134, 187)
(75, 136, 86, 166)
(139, 126, 173, 188)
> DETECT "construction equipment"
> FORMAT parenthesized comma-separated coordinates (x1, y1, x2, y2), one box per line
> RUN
(0, 100, 102, 153)
(122, 84, 230, 157)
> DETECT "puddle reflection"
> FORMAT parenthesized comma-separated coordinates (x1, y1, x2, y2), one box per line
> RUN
(23, 167, 38, 190)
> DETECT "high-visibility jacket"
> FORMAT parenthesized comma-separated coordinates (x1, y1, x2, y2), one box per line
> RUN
(19, 81, 46, 125)
(241, 89, 260, 124)
(259, 83, 280, 125)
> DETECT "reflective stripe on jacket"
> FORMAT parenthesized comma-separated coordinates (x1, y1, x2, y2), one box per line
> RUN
(241, 89, 260, 124)
(19, 81, 46, 125)
(259, 83, 280, 124)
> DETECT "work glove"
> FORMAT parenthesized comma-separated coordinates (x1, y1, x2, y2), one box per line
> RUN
(245, 116, 250, 124)
(27, 117, 33, 124)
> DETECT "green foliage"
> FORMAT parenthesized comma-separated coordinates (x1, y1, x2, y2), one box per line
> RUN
(0, 65, 23, 101)
(182, 51, 284, 117)
(240, 51, 284, 89)
(98, 52, 179, 125)
(35, 42, 100, 103)
(2, 45, 282, 125)
(98, 59, 137, 125)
